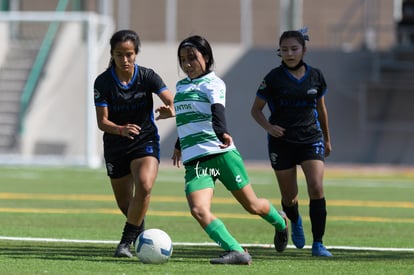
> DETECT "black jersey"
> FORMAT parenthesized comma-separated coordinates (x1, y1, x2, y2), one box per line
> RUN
(94, 64, 167, 153)
(256, 63, 327, 144)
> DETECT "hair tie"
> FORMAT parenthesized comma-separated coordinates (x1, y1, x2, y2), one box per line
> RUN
(181, 42, 196, 47)
(298, 27, 310, 41)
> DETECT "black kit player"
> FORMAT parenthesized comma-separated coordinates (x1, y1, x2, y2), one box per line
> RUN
(251, 28, 333, 257)
(94, 30, 175, 258)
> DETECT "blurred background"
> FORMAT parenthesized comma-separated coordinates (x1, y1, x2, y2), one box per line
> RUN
(0, 0, 413, 168)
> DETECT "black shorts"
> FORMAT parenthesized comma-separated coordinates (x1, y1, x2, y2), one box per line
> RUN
(268, 137, 325, 170)
(104, 140, 160, 179)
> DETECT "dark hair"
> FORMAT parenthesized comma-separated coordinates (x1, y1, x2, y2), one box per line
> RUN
(277, 29, 310, 57)
(108, 30, 141, 67)
(177, 35, 215, 71)
(279, 30, 309, 48)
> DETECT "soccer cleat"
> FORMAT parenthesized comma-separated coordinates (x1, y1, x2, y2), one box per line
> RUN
(274, 211, 288, 252)
(312, 242, 333, 257)
(291, 215, 305, 249)
(210, 250, 252, 265)
(114, 242, 133, 258)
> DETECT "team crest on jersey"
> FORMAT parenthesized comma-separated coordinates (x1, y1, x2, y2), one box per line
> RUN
(259, 80, 267, 90)
(219, 89, 225, 99)
(134, 92, 146, 99)
(94, 89, 100, 99)
(307, 88, 318, 95)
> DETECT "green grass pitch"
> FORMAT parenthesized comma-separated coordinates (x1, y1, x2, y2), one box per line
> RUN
(0, 164, 413, 274)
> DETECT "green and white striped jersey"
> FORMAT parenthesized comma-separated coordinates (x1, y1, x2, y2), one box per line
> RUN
(174, 71, 236, 164)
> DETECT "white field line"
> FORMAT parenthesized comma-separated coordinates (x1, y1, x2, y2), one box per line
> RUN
(0, 236, 413, 252)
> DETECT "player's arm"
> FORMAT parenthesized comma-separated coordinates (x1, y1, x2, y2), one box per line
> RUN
(95, 106, 140, 139)
(155, 89, 175, 120)
(316, 96, 332, 157)
(251, 96, 285, 138)
(211, 103, 233, 148)
(251, 96, 269, 129)
(171, 138, 182, 168)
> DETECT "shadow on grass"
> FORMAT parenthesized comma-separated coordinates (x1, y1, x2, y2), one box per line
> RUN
(170, 246, 414, 263)
(0, 243, 130, 264)
(1, 242, 413, 264)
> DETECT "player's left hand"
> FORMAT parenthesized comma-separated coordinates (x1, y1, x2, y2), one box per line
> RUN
(171, 148, 182, 168)
(155, 105, 175, 120)
(325, 141, 332, 157)
(219, 133, 233, 148)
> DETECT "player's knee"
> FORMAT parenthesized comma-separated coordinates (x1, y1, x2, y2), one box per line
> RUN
(190, 206, 209, 221)
(243, 200, 265, 215)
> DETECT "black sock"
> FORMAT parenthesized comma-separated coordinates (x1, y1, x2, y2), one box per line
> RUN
(282, 201, 300, 223)
(137, 218, 145, 234)
(309, 198, 327, 243)
(133, 219, 145, 245)
(120, 222, 141, 244)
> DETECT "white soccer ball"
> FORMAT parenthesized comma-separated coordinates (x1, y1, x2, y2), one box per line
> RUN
(135, 228, 173, 264)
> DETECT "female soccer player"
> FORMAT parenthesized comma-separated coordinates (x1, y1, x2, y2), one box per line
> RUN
(251, 28, 333, 257)
(171, 35, 288, 265)
(94, 30, 175, 257)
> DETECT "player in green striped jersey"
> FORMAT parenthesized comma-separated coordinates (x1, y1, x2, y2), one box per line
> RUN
(171, 35, 288, 265)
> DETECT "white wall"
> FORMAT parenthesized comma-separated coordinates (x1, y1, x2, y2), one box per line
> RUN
(0, 23, 8, 66)
(22, 23, 96, 163)
(19, 26, 245, 166)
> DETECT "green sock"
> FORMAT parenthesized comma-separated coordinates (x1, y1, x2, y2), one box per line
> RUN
(262, 204, 286, 231)
(205, 219, 244, 252)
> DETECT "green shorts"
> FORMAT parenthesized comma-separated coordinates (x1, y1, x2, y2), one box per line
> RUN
(184, 150, 250, 195)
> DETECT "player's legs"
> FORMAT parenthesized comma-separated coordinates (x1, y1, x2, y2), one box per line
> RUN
(269, 137, 302, 223)
(301, 159, 324, 199)
(301, 159, 332, 256)
(128, 156, 159, 227)
(185, 169, 244, 252)
(231, 183, 288, 253)
(214, 151, 287, 251)
(112, 177, 143, 256)
(275, 167, 302, 223)
(215, 150, 286, 231)
(184, 159, 251, 264)
(274, 167, 306, 249)
(187, 187, 251, 264)
(231, 184, 286, 231)
(110, 174, 133, 216)
(112, 156, 157, 258)
(110, 172, 139, 257)
(187, 187, 216, 228)
(231, 184, 269, 214)
(274, 166, 299, 206)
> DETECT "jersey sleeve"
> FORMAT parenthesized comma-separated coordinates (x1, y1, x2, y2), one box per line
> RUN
(256, 78, 268, 101)
(315, 69, 328, 99)
(143, 68, 168, 95)
(94, 73, 109, 107)
(256, 69, 277, 101)
(205, 78, 226, 106)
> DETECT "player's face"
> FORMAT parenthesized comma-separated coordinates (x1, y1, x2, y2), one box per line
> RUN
(112, 40, 137, 74)
(179, 46, 207, 79)
(279, 37, 305, 67)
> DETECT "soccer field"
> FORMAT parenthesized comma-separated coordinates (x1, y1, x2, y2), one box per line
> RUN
(0, 164, 413, 274)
